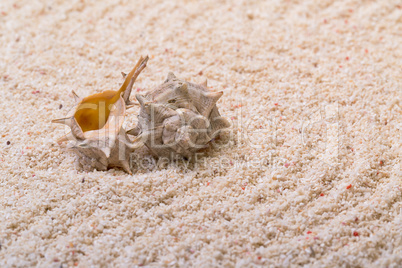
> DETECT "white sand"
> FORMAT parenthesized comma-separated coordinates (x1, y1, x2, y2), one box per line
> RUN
(0, 0, 401, 267)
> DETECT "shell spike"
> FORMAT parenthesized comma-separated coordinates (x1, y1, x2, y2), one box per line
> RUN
(101, 147, 111, 158)
(120, 55, 149, 105)
(135, 94, 147, 107)
(166, 72, 176, 81)
(196, 91, 223, 117)
(71, 90, 81, 102)
(206, 90, 223, 101)
(120, 160, 132, 174)
(51, 116, 85, 140)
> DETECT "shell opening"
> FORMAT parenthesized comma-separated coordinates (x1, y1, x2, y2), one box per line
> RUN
(71, 56, 148, 133)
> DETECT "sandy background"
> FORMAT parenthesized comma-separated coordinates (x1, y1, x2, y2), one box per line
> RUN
(0, 0, 401, 267)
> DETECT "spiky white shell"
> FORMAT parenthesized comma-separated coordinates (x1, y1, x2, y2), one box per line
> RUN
(128, 73, 230, 159)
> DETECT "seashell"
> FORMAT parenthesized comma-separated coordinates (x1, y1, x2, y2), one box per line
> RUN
(52, 56, 149, 173)
(127, 72, 231, 160)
